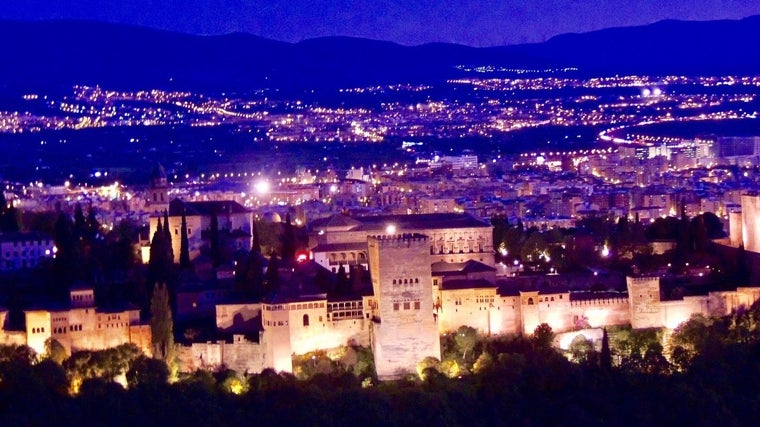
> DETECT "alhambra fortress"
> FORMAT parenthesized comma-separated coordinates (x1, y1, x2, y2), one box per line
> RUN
(182, 208, 760, 379)
(5, 174, 760, 379)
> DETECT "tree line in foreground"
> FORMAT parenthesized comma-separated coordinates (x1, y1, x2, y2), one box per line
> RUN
(2, 301, 760, 426)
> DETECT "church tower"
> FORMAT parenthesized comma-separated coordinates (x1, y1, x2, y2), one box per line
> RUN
(148, 163, 169, 213)
(368, 234, 440, 379)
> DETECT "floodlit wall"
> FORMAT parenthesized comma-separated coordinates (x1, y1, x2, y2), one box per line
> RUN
(741, 194, 760, 253)
(287, 302, 369, 355)
(627, 276, 663, 329)
(369, 235, 440, 379)
(730, 211, 743, 247)
(436, 287, 501, 334)
(180, 335, 269, 374)
(569, 298, 630, 329)
(216, 303, 262, 332)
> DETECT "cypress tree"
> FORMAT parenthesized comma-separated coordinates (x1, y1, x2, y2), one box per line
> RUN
(692, 215, 708, 252)
(150, 282, 176, 377)
(149, 218, 170, 284)
(243, 250, 266, 299)
(265, 253, 280, 294)
(0, 190, 11, 232)
(86, 207, 100, 241)
(280, 213, 296, 264)
(179, 212, 190, 269)
(600, 328, 612, 370)
(53, 212, 76, 286)
(163, 210, 174, 263)
(209, 210, 220, 267)
(0, 190, 7, 215)
(1, 206, 20, 232)
(74, 203, 86, 238)
(350, 264, 363, 290)
(251, 252, 266, 297)
(315, 266, 330, 294)
(252, 221, 262, 254)
(673, 201, 691, 270)
(336, 264, 350, 296)
(737, 243, 751, 285)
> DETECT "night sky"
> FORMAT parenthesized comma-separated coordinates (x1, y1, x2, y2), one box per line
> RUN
(3, 0, 760, 47)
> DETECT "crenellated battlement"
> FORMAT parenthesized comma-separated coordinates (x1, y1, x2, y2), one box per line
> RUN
(570, 297, 629, 307)
(627, 275, 660, 284)
(369, 233, 429, 247)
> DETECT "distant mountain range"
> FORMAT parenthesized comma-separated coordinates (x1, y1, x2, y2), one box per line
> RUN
(1, 16, 760, 91)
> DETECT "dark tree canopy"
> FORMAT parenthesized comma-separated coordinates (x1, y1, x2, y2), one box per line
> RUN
(208, 210, 221, 267)
(150, 282, 175, 371)
(280, 212, 297, 264)
(163, 210, 173, 263)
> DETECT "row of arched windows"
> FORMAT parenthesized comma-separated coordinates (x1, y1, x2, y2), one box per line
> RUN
(328, 252, 367, 263)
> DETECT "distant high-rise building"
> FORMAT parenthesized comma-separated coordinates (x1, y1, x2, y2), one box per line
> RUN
(715, 136, 760, 165)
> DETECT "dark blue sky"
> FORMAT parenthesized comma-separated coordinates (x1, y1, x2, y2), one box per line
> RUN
(3, 0, 760, 46)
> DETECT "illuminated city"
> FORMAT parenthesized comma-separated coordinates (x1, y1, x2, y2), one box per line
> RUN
(2, 5, 760, 426)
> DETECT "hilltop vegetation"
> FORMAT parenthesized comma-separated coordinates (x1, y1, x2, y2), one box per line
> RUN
(2, 303, 760, 426)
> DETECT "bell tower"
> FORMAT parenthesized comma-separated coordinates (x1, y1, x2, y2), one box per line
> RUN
(148, 163, 169, 213)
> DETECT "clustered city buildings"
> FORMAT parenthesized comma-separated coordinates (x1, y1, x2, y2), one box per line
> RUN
(2, 74, 759, 140)
(3, 127, 760, 377)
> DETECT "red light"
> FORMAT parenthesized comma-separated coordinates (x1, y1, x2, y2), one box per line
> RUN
(296, 250, 310, 263)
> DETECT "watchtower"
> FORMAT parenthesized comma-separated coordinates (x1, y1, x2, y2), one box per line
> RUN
(626, 275, 663, 329)
(368, 234, 440, 379)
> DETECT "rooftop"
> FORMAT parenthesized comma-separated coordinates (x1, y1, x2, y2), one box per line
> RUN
(0, 231, 53, 243)
(440, 279, 497, 291)
(311, 212, 491, 232)
(432, 260, 496, 276)
(167, 198, 250, 216)
(311, 242, 369, 253)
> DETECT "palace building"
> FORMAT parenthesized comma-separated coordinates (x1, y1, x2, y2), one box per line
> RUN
(21, 285, 152, 356)
(183, 212, 760, 379)
(144, 198, 254, 264)
(309, 213, 495, 273)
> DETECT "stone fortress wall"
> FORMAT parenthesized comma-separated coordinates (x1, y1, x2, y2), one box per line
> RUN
(187, 212, 760, 378)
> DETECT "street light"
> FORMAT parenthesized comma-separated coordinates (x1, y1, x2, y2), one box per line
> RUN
(601, 244, 610, 258)
(254, 180, 270, 194)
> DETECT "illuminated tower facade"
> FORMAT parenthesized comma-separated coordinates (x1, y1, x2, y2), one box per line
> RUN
(368, 234, 440, 379)
(148, 163, 169, 213)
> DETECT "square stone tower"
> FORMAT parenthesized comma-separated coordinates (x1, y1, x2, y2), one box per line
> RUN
(368, 234, 440, 379)
(626, 276, 663, 329)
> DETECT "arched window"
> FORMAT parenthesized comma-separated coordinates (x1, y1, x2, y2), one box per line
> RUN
(528, 298, 534, 305)
(303, 314, 310, 327)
